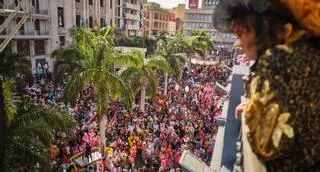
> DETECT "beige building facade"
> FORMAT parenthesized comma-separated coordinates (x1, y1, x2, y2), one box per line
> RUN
(170, 4, 185, 31)
(116, 0, 143, 37)
(168, 12, 176, 36)
(142, 2, 169, 36)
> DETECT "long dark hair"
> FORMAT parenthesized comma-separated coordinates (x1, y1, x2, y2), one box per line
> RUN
(213, 0, 299, 56)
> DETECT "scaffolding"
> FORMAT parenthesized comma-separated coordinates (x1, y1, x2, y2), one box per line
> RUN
(0, 0, 31, 52)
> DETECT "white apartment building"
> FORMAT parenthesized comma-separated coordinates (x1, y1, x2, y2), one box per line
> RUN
(184, 0, 236, 53)
(0, 0, 142, 73)
(116, 0, 143, 37)
(0, 0, 53, 73)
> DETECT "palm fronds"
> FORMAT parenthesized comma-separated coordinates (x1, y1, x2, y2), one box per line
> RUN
(4, 103, 76, 170)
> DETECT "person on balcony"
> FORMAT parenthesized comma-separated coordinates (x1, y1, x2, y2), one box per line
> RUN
(214, 0, 320, 171)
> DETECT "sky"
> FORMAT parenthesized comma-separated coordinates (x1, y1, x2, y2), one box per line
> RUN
(148, 0, 186, 9)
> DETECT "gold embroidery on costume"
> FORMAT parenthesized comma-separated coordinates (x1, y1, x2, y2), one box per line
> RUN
(272, 112, 294, 148)
(282, 0, 320, 37)
(244, 76, 294, 158)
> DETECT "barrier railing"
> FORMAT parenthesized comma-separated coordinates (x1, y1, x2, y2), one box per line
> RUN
(241, 111, 267, 172)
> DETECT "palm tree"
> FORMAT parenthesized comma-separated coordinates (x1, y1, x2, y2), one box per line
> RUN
(53, 27, 140, 147)
(156, 38, 186, 96)
(1, 79, 76, 171)
(0, 48, 32, 171)
(181, 30, 215, 69)
(51, 44, 82, 82)
(120, 51, 170, 112)
(188, 30, 214, 55)
(0, 48, 33, 86)
(0, 48, 32, 78)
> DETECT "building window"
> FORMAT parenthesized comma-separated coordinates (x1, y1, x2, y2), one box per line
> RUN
(110, 0, 112, 9)
(89, 16, 93, 28)
(34, 19, 40, 35)
(154, 13, 159, 20)
(76, 15, 81, 27)
(100, 0, 104, 7)
(0, 16, 5, 34)
(75, 0, 80, 2)
(58, 7, 64, 27)
(100, 18, 105, 27)
(34, 40, 45, 55)
(17, 40, 30, 55)
(89, 0, 93, 5)
(60, 36, 66, 46)
(110, 19, 112, 25)
(16, 18, 24, 34)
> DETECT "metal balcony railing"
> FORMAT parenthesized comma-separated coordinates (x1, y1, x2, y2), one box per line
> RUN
(15, 30, 49, 36)
(0, 0, 26, 33)
(32, 8, 49, 15)
(0, 0, 31, 52)
(34, 50, 45, 55)
(125, 13, 140, 20)
(125, 2, 140, 10)
(127, 24, 139, 30)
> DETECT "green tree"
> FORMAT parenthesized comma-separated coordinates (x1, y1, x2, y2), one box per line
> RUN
(156, 38, 186, 96)
(180, 30, 215, 69)
(51, 44, 82, 82)
(0, 48, 32, 171)
(0, 48, 32, 78)
(1, 79, 76, 171)
(187, 30, 214, 56)
(53, 27, 140, 147)
(0, 48, 33, 88)
(120, 51, 170, 112)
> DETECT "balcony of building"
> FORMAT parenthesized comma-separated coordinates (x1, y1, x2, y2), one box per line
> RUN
(124, 13, 140, 21)
(209, 60, 267, 172)
(125, 2, 140, 11)
(127, 24, 139, 30)
(0, 30, 50, 39)
(31, 8, 50, 19)
(0, 0, 49, 17)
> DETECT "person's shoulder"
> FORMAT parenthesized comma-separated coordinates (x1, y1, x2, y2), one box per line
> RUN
(257, 40, 320, 75)
(261, 41, 320, 63)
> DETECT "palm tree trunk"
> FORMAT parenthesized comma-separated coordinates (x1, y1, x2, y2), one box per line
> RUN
(0, 79, 6, 171)
(164, 73, 168, 96)
(99, 115, 108, 149)
(140, 85, 146, 113)
(188, 53, 192, 70)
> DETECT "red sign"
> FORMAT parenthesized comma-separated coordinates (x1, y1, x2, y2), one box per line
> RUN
(189, 0, 199, 9)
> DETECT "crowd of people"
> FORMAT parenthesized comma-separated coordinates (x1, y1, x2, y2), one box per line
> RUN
(23, 60, 231, 171)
